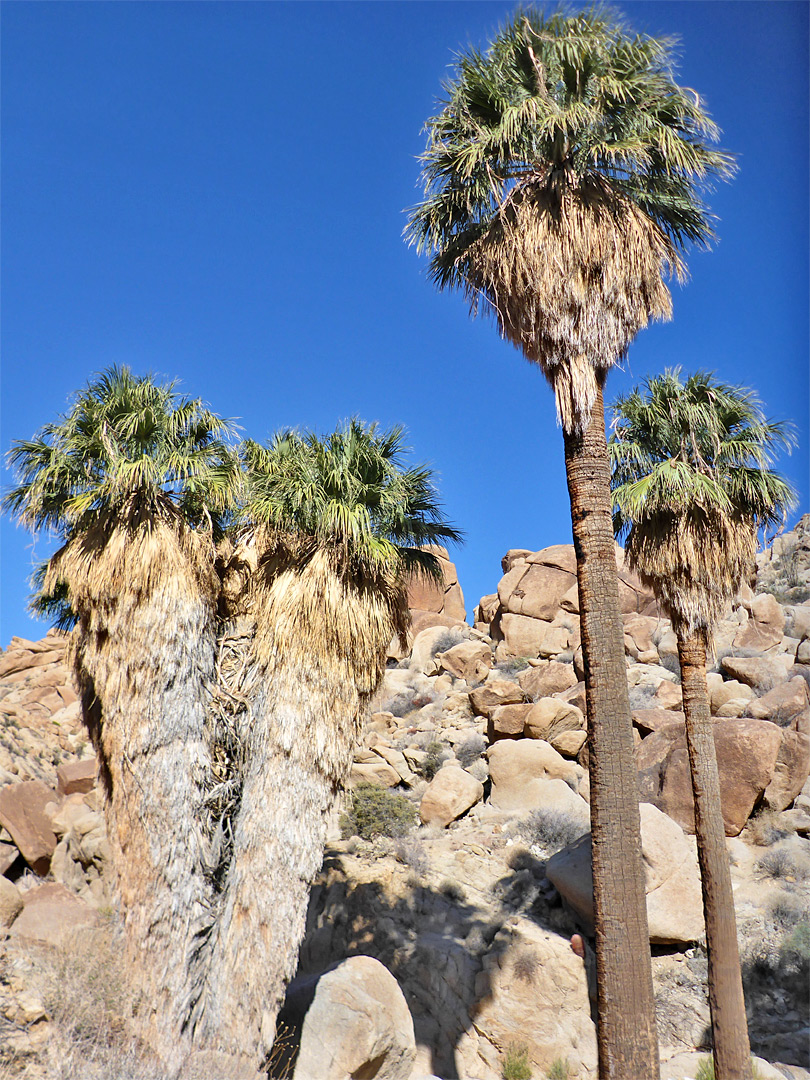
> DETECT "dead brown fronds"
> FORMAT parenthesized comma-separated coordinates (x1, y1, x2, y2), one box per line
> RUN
(463, 178, 683, 434)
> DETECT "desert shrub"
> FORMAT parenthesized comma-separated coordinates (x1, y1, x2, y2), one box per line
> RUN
(439, 879, 465, 903)
(769, 892, 805, 929)
(431, 628, 466, 656)
(748, 809, 790, 846)
(393, 837, 429, 877)
(517, 808, 588, 855)
(502, 1043, 532, 1080)
(340, 783, 416, 840)
(417, 740, 446, 780)
(756, 845, 810, 881)
(496, 655, 531, 675)
(547, 1059, 572, 1080)
(456, 733, 487, 768)
(512, 947, 540, 984)
(694, 1056, 764, 1080)
(779, 920, 810, 975)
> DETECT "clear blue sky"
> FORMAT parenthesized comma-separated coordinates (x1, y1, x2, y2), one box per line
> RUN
(2, 1, 808, 646)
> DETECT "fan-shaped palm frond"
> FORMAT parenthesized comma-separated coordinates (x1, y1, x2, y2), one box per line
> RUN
(407, 8, 734, 433)
(610, 368, 796, 634)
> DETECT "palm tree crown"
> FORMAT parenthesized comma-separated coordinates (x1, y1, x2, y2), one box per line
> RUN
(406, 8, 734, 432)
(610, 368, 796, 635)
(239, 419, 461, 582)
(5, 365, 239, 540)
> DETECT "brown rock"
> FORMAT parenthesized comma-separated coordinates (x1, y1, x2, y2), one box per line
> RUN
(469, 677, 527, 718)
(762, 731, 810, 812)
(0, 780, 58, 874)
(623, 615, 660, 664)
(637, 719, 783, 835)
(654, 681, 683, 711)
(407, 611, 465, 640)
(720, 655, 792, 692)
(488, 703, 534, 739)
(632, 709, 685, 736)
(56, 758, 97, 797)
(9, 882, 97, 946)
(517, 660, 577, 700)
(419, 766, 484, 828)
(437, 641, 492, 683)
(0, 840, 19, 875)
(711, 679, 755, 714)
(559, 681, 587, 715)
(0, 875, 23, 928)
(407, 548, 465, 621)
(476, 593, 500, 624)
(745, 676, 810, 728)
(524, 698, 585, 742)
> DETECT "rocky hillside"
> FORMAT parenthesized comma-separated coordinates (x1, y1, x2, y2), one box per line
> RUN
(0, 526, 808, 1080)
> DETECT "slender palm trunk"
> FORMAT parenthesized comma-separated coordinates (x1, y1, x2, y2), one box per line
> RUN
(73, 584, 215, 1070)
(678, 630, 752, 1080)
(562, 383, 659, 1080)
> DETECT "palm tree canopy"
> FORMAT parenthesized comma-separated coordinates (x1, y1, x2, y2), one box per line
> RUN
(238, 419, 462, 583)
(406, 8, 734, 432)
(4, 365, 240, 539)
(4, 366, 240, 625)
(610, 368, 797, 634)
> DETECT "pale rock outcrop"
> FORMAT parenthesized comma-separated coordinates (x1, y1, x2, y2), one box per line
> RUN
(291, 956, 417, 1080)
(488, 739, 580, 811)
(436, 640, 492, 684)
(547, 803, 704, 945)
(419, 766, 484, 828)
(517, 660, 578, 699)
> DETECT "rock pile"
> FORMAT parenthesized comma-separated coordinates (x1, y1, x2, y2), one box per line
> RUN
(1, 526, 809, 1080)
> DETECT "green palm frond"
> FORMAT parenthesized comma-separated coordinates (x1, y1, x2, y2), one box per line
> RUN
(406, 7, 734, 433)
(609, 368, 797, 634)
(4, 365, 240, 624)
(238, 419, 462, 584)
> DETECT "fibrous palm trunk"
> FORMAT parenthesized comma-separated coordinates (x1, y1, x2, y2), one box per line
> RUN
(562, 383, 660, 1080)
(70, 543, 215, 1070)
(678, 630, 752, 1080)
(194, 553, 390, 1068)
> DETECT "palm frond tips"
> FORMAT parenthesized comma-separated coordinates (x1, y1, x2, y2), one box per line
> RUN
(610, 368, 797, 636)
(406, 8, 733, 434)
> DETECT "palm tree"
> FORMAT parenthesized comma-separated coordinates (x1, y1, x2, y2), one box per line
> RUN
(406, 10, 733, 1076)
(4, 366, 239, 1068)
(610, 369, 796, 1080)
(188, 420, 460, 1067)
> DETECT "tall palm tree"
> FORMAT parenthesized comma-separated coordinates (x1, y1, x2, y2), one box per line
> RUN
(188, 420, 460, 1067)
(406, 10, 733, 1076)
(610, 369, 796, 1080)
(4, 366, 239, 1067)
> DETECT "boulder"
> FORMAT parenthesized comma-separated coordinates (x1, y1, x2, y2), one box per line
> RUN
(497, 613, 571, 660)
(487, 739, 580, 811)
(761, 730, 810, 812)
(349, 761, 402, 788)
(733, 593, 786, 652)
(498, 563, 575, 621)
(9, 882, 97, 946)
(711, 679, 755, 714)
(0, 780, 58, 875)
(468, 677, 527, 718)
(407, 547, 465, 621)
(291, 956, 416, 1080)
(517, 660, 578, 700)
(0, 875, 23, 928)
(654, 681, 683, 711)
(549, 729, 588, 758)
(720, 655, 792, 693)
(623, 615, 660, 664)
(410, 626, 460, 676)
(637, 718, 783, 835)
(436, 641, 492, 684)
(523, 698, 585, 742)
(56, 758, 97, 796)
(745, 676, 810, 729)
(419, 766, 484, 828)
(488, 703, 534, 739)
(632, 709, 685, 736)
(546, 803, 704, 945)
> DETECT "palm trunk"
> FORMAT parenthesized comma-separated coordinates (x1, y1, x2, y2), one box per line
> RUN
(73, 585, 215, 1071)
(562, 383, 659, 1080)
(677, 630, 752, 1080)
(192, 666, 346, 1068)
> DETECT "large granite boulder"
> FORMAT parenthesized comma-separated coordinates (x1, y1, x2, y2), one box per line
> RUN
(419, 766, 484, 828)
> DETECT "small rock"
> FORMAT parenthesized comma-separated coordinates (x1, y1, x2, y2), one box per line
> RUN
(419, 766, 484, 828)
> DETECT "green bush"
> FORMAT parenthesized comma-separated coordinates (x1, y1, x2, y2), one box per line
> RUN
(547, 1059, 571, 1080)
(779, 919, 810, 974)
(502, 1043, 532, 1080)
(695, 1056, 764, 1080)
(418, 740, 445, 780)
(340, 783, 416, 840)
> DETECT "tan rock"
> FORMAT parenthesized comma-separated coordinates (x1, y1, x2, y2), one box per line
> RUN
(488, 703, 534, 739)
(407, 548, 464, 620)
(762, 730, 810, 812)
(468, 677, 527, 718)
(419, 766, 484, 828)
(373, 746, 414, 786)
(546, 803, 703, 945)
(550, 730, 588, 758)
(654, 681, 683, 711)
(720, 655, 792, 692)
(487, 739, 579, 811)
(0, 780, 58, 875)
(292, 956, 416, 1080)
(526, 545, 579, 575)
(498, 613, 570, 659)
(517, 660, 577, 700)
(0, 875, 23, 928)
(436, 641, 492, 683)
(623, 615, 660, 664)
(349, 762, 401, 788)
(9, 882, 97, 946)
(56, 758, 97, 796)
(499, 563, 575, 621)
(711, 679, 755, 713)
(632, 709, 685, 736)
(523, 698, 584, 742)
(745, 676, 809, 728)
(501, 549, 532, 573)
